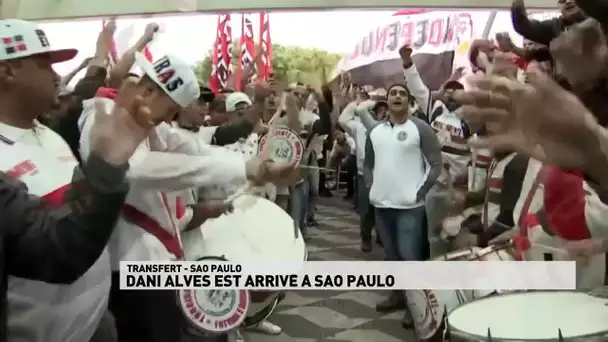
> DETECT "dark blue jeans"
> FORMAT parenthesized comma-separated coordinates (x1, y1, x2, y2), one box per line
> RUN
(375, 206, 426, 261)
(290, 180, 309, 238)
(357, 175, 374, 242)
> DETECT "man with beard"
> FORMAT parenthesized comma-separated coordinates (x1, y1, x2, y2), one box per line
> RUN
(0, 18, 160, 342)
(363, 82, 442, 327)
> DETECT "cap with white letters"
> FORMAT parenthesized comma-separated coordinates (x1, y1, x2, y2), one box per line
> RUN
(134, 52, 200, 108)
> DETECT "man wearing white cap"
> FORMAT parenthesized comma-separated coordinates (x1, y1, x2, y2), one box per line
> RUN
(0, 18, 117, 342)
(79, 51, 294, 341)
(0, 19, 122, 342)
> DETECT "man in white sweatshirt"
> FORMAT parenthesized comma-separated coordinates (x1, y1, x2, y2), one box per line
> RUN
(79, 53, 295, 342)
(363, 83, 442, 325)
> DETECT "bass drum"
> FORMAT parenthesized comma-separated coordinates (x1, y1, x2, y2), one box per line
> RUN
(179, 194, 307, 335)
(446, 291, 608, 341)
(406, 246, 512, 341)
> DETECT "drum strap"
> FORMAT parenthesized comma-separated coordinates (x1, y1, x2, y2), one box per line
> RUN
(122, 203, 184, 259)
(515, 167, 546, 260)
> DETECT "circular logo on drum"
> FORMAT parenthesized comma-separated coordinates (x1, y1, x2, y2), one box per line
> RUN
(407, 290, 443, 340)
(178, 288, 249, 333)
(258, 128, 304, 164)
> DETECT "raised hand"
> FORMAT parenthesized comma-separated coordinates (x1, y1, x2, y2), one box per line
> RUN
(143, 22, 160, 43)
(398, 45, 413, 66)
(495, 32, 514, 52)
(89, 78, 154, 165)
(550, 18, 608, 88)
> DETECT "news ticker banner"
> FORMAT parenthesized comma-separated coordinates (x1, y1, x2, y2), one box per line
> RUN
(120, 261, 576, 290)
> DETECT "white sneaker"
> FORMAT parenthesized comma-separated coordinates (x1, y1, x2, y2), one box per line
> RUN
(235, 329, 245, 342)
(248, 320, 282, 335)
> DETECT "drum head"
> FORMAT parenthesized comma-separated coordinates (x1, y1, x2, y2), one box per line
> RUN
(447, 291, 608, 340)
(195, 195, 307, 263)
(178, 288, 249, 335)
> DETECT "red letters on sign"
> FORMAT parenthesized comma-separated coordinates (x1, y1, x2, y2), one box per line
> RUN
(401, 22, 413, 47)
(375, 26, 388, 53)
(428, 19, 443, 46)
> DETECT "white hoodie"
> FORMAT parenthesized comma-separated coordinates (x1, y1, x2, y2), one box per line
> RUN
(79, 97, 251, 269)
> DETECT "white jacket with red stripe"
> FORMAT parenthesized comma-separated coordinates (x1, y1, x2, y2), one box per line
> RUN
(0, 122, 109, 342)
(79, 96, 250, 269)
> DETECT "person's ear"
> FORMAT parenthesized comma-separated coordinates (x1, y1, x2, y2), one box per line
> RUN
(0, 62, 16, 85)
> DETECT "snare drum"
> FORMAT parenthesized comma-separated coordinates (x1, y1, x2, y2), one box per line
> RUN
(446, 291, 608, 341)
(407, 247, 509, 341)
(179, 194, 307, 335)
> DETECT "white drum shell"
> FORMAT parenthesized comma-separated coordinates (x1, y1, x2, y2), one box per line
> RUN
(182, 194, 306, 263)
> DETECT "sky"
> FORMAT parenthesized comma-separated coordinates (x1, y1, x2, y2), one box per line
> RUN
(41, 11, 396, 79)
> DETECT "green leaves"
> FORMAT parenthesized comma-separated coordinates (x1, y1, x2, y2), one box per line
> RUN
(193, 41, 341, 88)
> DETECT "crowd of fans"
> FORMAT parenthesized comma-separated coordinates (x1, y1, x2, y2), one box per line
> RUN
(3, 0, 608, 340)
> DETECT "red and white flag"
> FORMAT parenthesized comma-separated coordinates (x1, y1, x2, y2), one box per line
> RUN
(209, 14, 233, 92)
(237, 14, 256, 90)
(258, 12, 272, 81)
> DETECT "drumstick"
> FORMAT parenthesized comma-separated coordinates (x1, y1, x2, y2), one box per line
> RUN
(299, 165, 335, 172)
(490, 237, 567, 255)
(223, 183, 252, 204)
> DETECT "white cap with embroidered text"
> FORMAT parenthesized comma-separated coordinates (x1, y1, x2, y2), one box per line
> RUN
(0, 19, 77, 63)
(134, 52, 200, 108)
(225, 92, 252, 111)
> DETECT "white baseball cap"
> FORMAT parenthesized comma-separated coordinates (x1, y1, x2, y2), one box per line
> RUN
(0, 19, 77, 63)
(134, 52, 200, 108)
(225, 92, 252, 111)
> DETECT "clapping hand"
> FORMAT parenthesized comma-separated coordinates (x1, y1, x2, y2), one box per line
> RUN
(453, 62, 604, 173)
(89, 78, 154, 165)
